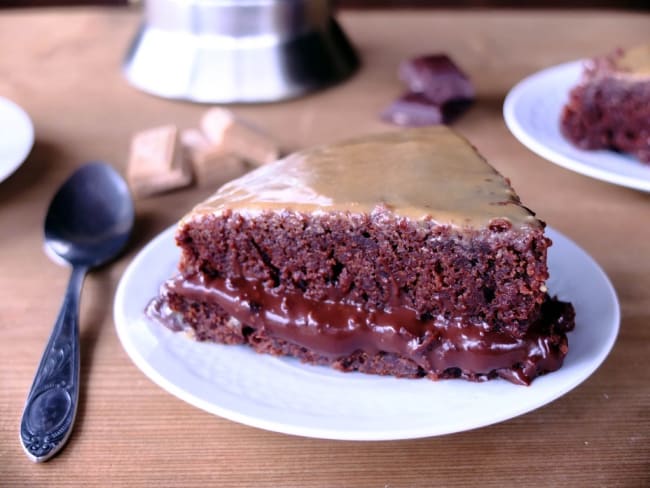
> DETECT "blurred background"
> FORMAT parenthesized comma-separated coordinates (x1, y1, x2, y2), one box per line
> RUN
(1, 0, 649, 8)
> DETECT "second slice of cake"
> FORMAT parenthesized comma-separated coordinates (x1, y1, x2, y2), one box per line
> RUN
(149, 127, 575, 385)
(561, 44, 650, 163)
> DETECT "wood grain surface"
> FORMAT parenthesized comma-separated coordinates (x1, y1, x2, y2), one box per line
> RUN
(0, 6, 648, 487)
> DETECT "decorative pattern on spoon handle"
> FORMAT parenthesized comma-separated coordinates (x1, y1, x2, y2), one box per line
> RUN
(20, 266, 86, 462)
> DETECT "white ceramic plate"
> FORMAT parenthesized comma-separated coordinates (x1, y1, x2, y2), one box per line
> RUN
(0, 97, 34, 183)
(115, 225, 619, 440)
(503, 60, 650, 192)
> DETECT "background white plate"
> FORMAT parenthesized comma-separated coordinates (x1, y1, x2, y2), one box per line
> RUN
(503, 60, 650, 192)
(115, 226, 619, 441)
(0, 97, 34, 183)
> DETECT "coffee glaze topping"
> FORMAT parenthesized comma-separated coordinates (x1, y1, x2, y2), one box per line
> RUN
(158, 274, 568, 385)
(184, 127, 541, 229)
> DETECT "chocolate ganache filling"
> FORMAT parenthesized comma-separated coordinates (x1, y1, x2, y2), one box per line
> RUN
(149, 273, 573, 385)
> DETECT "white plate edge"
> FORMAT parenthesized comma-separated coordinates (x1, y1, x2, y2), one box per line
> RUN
(0, 96, 34, 183)
(113, 225, 621, 441)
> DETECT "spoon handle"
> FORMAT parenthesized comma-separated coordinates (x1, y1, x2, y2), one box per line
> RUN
(20, 265, 87, 462)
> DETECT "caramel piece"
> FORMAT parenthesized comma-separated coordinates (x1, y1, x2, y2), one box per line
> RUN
(127, 125, 192, 198)
(200, 108, 280, 167)
(382, 54, 474, 127)
(181, 129, 248, 188)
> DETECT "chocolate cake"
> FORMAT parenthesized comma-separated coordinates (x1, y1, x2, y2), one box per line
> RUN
(561, 43, 650, 163)
(382, 54, 474, 127)
(149, 127, 575, 386)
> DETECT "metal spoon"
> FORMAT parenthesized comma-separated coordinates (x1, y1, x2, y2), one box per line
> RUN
(20, 162, 134, 462)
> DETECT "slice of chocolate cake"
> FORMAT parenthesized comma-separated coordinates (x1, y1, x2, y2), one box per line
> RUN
(149, 127, 575, 386)
(561, 43, 650, 163)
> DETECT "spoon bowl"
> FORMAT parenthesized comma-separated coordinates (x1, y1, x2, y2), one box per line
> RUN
(20, 162, 134, 462)
(45, 162, 134, 267)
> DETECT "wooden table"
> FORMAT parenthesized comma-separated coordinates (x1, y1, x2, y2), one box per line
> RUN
(1, 7, 648, 487)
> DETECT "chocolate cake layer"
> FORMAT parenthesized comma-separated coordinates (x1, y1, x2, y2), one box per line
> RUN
(177, 210, 549, 338)
(561, 44, 650, 163)
(381, 93, 473, 127)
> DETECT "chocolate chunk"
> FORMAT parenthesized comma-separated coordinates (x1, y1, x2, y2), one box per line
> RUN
(381, 54, 475, 127)
(180, 128, 248, 188)
(381, 92, 472, 127)
(399, 54, 475, 105)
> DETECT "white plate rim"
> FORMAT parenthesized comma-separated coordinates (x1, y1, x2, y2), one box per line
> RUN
(0, 96, 34, 183)
(503, 60, 650, 193)
(114, 225, 620, 441)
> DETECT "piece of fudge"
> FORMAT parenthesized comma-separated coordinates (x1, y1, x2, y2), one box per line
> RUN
(383, 54, 475, 127)
(399, 54, 475, 105)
